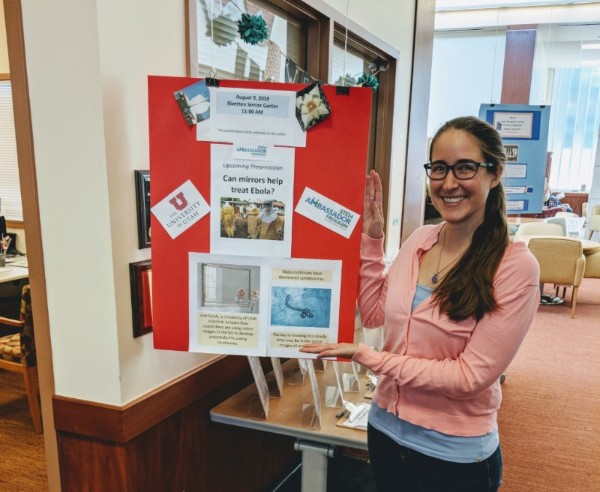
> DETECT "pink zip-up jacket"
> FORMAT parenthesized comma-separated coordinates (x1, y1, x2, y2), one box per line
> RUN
(353, 223, 540, 437)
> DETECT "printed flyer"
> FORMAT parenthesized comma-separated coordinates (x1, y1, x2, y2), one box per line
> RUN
(188, 254, 341, 358)
(201, 86, 307, 147)
(210, 143, 294, 258)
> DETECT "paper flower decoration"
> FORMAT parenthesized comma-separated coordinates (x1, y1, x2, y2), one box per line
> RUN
(357, 72, 379, 91)
(237, 13, 269, 45)
(295, 82, 331, 131)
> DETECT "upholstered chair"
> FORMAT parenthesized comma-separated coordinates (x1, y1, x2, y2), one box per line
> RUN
(554, 211, 579, 219)
(514, 221, 565, 242)
(583, 248, 600, 282)
(0, 285, 42, 433)
(587, 204, 600, 240)
(527, 238, 586, 319)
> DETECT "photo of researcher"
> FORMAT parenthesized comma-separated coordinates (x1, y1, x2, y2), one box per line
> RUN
(220, 198, 285, 241)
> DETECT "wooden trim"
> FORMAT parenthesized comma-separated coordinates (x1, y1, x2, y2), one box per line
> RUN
(3, 0, 59, 488)
(402, 0, 436, 243)
(0, 73, 10, 80)
(6, 219, 24, 228)
(501, 26, 537, 104)
(184, 0, 192, 77)
(53, 355, 253, 443)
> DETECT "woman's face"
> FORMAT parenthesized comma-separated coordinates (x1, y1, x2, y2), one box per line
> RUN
(429, 128, 501, 231)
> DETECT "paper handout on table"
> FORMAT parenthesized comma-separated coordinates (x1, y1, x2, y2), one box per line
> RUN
(338, 402, 371, 430)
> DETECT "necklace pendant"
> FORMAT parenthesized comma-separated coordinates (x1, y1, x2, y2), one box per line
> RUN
(431, 272, 439, 284)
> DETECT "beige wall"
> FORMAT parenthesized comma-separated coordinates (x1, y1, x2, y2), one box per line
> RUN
(0, 3, 9, 73)
(20, 0, 418, 405)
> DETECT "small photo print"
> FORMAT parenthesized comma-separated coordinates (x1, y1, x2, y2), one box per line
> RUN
(197, 262, 260, 313)
(504, 144, 519, 162)
(174, 79, 211, 126)
(220, 197, 286, 241)
(270, 287, 332, 328)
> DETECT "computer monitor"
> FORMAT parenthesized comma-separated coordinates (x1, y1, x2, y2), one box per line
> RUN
(0, 215, 7, 239)
(0, 216, 18, 255)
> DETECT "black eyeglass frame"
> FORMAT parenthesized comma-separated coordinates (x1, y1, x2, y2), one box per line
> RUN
(423, 161, 496, 180)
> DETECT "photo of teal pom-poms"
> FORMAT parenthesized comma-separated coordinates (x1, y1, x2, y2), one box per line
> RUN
(237, 13, 269, 45)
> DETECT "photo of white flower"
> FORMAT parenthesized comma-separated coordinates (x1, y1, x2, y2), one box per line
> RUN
(295, 81, 331, 131)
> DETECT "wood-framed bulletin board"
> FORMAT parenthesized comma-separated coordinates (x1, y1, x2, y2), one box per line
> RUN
(148, 76, 372, 357)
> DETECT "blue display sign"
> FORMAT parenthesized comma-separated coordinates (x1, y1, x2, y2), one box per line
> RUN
(479, 104, 550, 214)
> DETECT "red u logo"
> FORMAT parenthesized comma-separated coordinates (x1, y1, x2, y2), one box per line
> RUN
(169, 192, 188, 211)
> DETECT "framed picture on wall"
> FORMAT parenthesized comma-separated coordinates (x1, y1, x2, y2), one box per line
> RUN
(129, 259, 153, 337)
(135, 170, 151, 248)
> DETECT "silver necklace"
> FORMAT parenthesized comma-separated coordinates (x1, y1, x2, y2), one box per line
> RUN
(431, 228, 464, 284)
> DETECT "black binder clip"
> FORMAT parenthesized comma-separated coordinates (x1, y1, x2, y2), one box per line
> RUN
(336, 86, 350, 95)
(205, 77, 220, 88)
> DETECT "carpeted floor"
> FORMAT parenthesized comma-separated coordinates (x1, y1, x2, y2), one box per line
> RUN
(498, 278, 600, 491)
(0, 371, 48, 491)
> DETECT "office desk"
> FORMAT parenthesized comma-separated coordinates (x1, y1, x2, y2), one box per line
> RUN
(0, 256, 29, 284)
(210, 360, 369, 492)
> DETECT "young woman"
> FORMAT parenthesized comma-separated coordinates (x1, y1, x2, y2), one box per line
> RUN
(300, 116, 540, 491)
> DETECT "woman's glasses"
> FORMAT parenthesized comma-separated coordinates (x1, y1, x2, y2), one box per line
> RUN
(424, 160, 495, 180)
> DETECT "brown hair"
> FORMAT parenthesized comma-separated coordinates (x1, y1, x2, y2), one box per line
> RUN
(429, 116, 509, 321)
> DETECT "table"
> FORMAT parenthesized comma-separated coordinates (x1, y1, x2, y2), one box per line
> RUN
(581, 239, 600, 254)
(210, 360, 369, 492)
(0, 256, 29, 283)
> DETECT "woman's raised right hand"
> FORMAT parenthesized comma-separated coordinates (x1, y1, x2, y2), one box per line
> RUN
(363, 170, 384, 239)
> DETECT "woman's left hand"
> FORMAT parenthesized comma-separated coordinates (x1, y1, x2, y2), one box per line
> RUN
(299, 342, 359, 359)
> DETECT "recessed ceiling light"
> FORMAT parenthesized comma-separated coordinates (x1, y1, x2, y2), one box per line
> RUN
(582, 42, 600, 50)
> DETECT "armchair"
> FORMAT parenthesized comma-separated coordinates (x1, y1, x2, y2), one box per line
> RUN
(0, 285, 42, 433)
(583, 248, 600, 283)
(514, 221, 564, 242)
(587, 204, 600, 240)
(527, 238, 586, 319)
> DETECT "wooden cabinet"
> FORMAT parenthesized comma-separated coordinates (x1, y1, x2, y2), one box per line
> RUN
(563, 192, 589, 216)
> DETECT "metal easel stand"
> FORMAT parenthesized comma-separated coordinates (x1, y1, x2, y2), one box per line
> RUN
(293, 439, 336, 492)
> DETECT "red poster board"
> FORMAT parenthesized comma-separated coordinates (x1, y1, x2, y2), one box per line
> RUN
(148, 76, 372, 351)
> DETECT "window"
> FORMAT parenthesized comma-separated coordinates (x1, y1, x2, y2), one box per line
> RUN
(547, 67, 600, 192)
(0, 79, 23, 221)
(189, 0, 397, 229)
(194, 0, 308, 81)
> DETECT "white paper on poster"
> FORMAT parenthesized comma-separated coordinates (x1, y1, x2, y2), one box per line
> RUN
(188, 253, 269, 356)
(506, 200, 526, 211)
(266, 258, 342, 358)
(295, 187, 360, 239)
(151, 179, 210, 239)
(505, 164, 527, 179)
(493, 112, 534, 139)
(202, 87, 306, 147)
(210, 143, 294, 258)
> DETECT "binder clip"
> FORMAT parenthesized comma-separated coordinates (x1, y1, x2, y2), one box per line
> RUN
(336, 86, 350, 95)
(205, 77, 220, 88)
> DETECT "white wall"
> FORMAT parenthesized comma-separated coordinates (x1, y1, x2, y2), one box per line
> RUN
(428, 30, 506, 137)
(0, 3, 9, 73)
(21, 0, 121, 403)
(20, 0, 417, 405)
